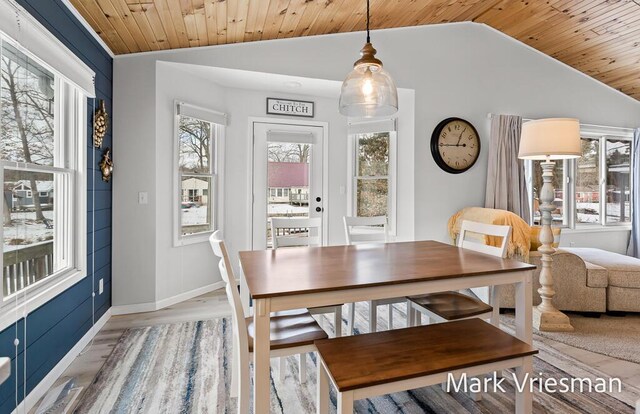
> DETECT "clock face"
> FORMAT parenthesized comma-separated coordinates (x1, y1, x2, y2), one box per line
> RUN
(430, 118, 481, 174)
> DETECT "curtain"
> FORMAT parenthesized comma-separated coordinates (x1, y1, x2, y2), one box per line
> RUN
(484, 114, 530, 222)
(626, 128, 640, 257)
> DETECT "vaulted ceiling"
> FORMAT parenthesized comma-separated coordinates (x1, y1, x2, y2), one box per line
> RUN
(69, 0, 640, 100)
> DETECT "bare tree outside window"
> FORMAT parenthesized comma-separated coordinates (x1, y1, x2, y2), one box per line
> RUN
(178, 115, 217, 236)
(605, 139, 631, 223)
(268, 143, 310, 163)
(355, 132, 389, 218)
(1, 42, 55, 224)
(576, 138, 600, 224)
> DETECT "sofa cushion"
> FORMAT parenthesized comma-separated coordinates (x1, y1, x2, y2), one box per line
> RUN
(584, 262, 608, 288)
(564, 248, 640, 289)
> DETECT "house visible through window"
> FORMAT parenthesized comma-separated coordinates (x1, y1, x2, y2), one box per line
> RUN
(176, 103, 224, 242)
(525, 125, 633, 229)
(1, 35, 86, 300)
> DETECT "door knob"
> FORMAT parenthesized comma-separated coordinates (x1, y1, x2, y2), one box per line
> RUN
(316, 207, 323, 212)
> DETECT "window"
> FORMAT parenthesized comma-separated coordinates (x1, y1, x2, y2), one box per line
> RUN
(525, 124, 633, 229)
(348, 119, 397, 233)
(1, 35, 87, 303)
(529, 160, 567, 226)
(576, 138, 600, 224)
(175, 102, 225, 245)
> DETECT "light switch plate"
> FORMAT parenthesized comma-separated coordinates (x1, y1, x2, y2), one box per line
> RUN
(138, 192, 148, 204)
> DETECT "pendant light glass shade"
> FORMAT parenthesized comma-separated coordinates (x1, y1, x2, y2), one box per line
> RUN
(339, 0, 398, 118)
(339, 56, 398, 117)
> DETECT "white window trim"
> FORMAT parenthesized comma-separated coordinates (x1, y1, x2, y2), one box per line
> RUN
(0, 0, 95, 96)
(347, 126, 398, 236)
(524, 122, 634, 232)
(173, 101, 226, 247)
(0, 85, 87, 333)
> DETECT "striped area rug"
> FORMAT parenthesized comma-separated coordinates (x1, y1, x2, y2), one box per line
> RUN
(75, 303, 639, 413)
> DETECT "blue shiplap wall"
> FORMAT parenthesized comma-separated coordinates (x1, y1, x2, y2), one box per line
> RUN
(0, 1, 112, 411)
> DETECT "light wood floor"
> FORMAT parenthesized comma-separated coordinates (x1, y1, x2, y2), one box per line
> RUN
(30, 289, 640, 412)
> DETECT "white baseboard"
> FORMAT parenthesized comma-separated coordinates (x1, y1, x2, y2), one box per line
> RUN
(13, 308, 112, 414)
(111, 281, 224, 315)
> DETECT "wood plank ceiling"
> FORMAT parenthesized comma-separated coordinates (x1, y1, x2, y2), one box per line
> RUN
(68, 0, 640, 100)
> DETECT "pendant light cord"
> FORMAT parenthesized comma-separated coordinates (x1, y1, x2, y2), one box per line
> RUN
(366, 0, 370, 43)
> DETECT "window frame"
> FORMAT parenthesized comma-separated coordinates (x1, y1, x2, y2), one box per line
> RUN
(525, 123, 634, 231)
(347, 125, 397, 236)
(0, 33, 88, 329)
(173, 101, 225, 247)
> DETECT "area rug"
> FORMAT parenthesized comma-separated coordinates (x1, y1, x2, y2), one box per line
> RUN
(502, 312, 640, 364)
(75, 303, 640, 413)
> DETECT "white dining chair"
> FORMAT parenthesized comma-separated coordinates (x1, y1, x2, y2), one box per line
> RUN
(343, 216, 406, 335)
(406, 220, 511, 327)
(406, 220, 511, 401)
(270, 217, 344, 379)
(209, 231, 328, 413)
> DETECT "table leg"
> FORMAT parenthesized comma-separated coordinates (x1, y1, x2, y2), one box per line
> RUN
(317, 358, 329, 414)
(515, 356, 533, 414)
(337, 390, 354, 414)
(490, 285, 501, 328)
(369, 301, 377, 333)
(514, 271, 533, 414)
(253, 298, 271, 414)
(515, 271, 533, 345)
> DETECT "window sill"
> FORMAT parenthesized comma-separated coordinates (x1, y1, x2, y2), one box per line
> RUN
(0, 268, 86, 332)
(562, 225, 631, 235)
(175, 231, 214, 247)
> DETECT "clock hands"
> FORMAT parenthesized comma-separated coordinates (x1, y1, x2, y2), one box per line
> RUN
(439, 142, 467, 147)
(440, 127, 468, 147)
(456, 128, 467, 146)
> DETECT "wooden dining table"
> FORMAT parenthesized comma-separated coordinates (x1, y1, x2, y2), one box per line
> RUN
(239, 240, 536, 414)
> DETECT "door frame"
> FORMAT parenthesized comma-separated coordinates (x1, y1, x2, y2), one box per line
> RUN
(247, 117, 330, 250)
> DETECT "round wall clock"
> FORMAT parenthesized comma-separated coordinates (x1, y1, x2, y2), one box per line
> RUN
(430, 117, 481, 174)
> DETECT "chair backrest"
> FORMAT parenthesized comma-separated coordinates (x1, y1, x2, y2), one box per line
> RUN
(343, 216, 388, 245)
(209, 231, 249, 356)
(457, 220, 512, 258)
(271, 217, 322, 249)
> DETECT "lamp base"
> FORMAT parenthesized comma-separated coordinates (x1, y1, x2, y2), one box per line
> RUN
(533, 305, 574, 332)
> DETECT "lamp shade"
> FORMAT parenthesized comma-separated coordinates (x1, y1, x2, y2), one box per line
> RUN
(518, 118, 581, 160)
(339, 63, 398, 118)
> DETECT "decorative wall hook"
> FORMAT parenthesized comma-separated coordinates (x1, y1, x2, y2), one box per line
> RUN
(99, 147, 113, 182)
(93, 99, 108, 148)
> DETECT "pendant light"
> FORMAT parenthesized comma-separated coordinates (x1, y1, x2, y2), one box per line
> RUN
(339, 0, 398, 118)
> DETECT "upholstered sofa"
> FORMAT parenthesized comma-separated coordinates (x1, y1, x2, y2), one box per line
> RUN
(499, 249, 608, 313)
(563, 248, 640, 313)
(499, 247, 640, 313)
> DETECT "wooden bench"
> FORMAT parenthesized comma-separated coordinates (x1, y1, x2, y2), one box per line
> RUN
(315, 318, 537, 414)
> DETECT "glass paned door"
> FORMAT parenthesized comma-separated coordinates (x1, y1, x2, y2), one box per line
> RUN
(252, 122, 324, 249)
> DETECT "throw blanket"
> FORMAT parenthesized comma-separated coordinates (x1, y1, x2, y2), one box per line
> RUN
(447, 207, 531, 260)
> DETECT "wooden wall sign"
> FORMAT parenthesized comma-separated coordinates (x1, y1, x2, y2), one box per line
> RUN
(267, 98, 314, 118)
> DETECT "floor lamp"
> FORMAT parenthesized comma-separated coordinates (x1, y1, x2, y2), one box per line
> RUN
(519, 118, 581, 332)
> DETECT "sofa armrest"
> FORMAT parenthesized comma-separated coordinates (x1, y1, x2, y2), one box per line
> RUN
(499, 249, 607, 312)
(584, 261, 608, 288)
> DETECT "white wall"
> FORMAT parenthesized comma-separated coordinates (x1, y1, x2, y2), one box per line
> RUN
(116, 61, 414, 306)
(113, 22, 640, 308)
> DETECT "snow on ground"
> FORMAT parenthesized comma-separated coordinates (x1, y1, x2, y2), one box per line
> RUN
(3, 210, 54, 252)
(181, 206, 209, 226)
(268, 203, 308, 215)
(576, 202, 630, 224)
(179, 203, 309, 227)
